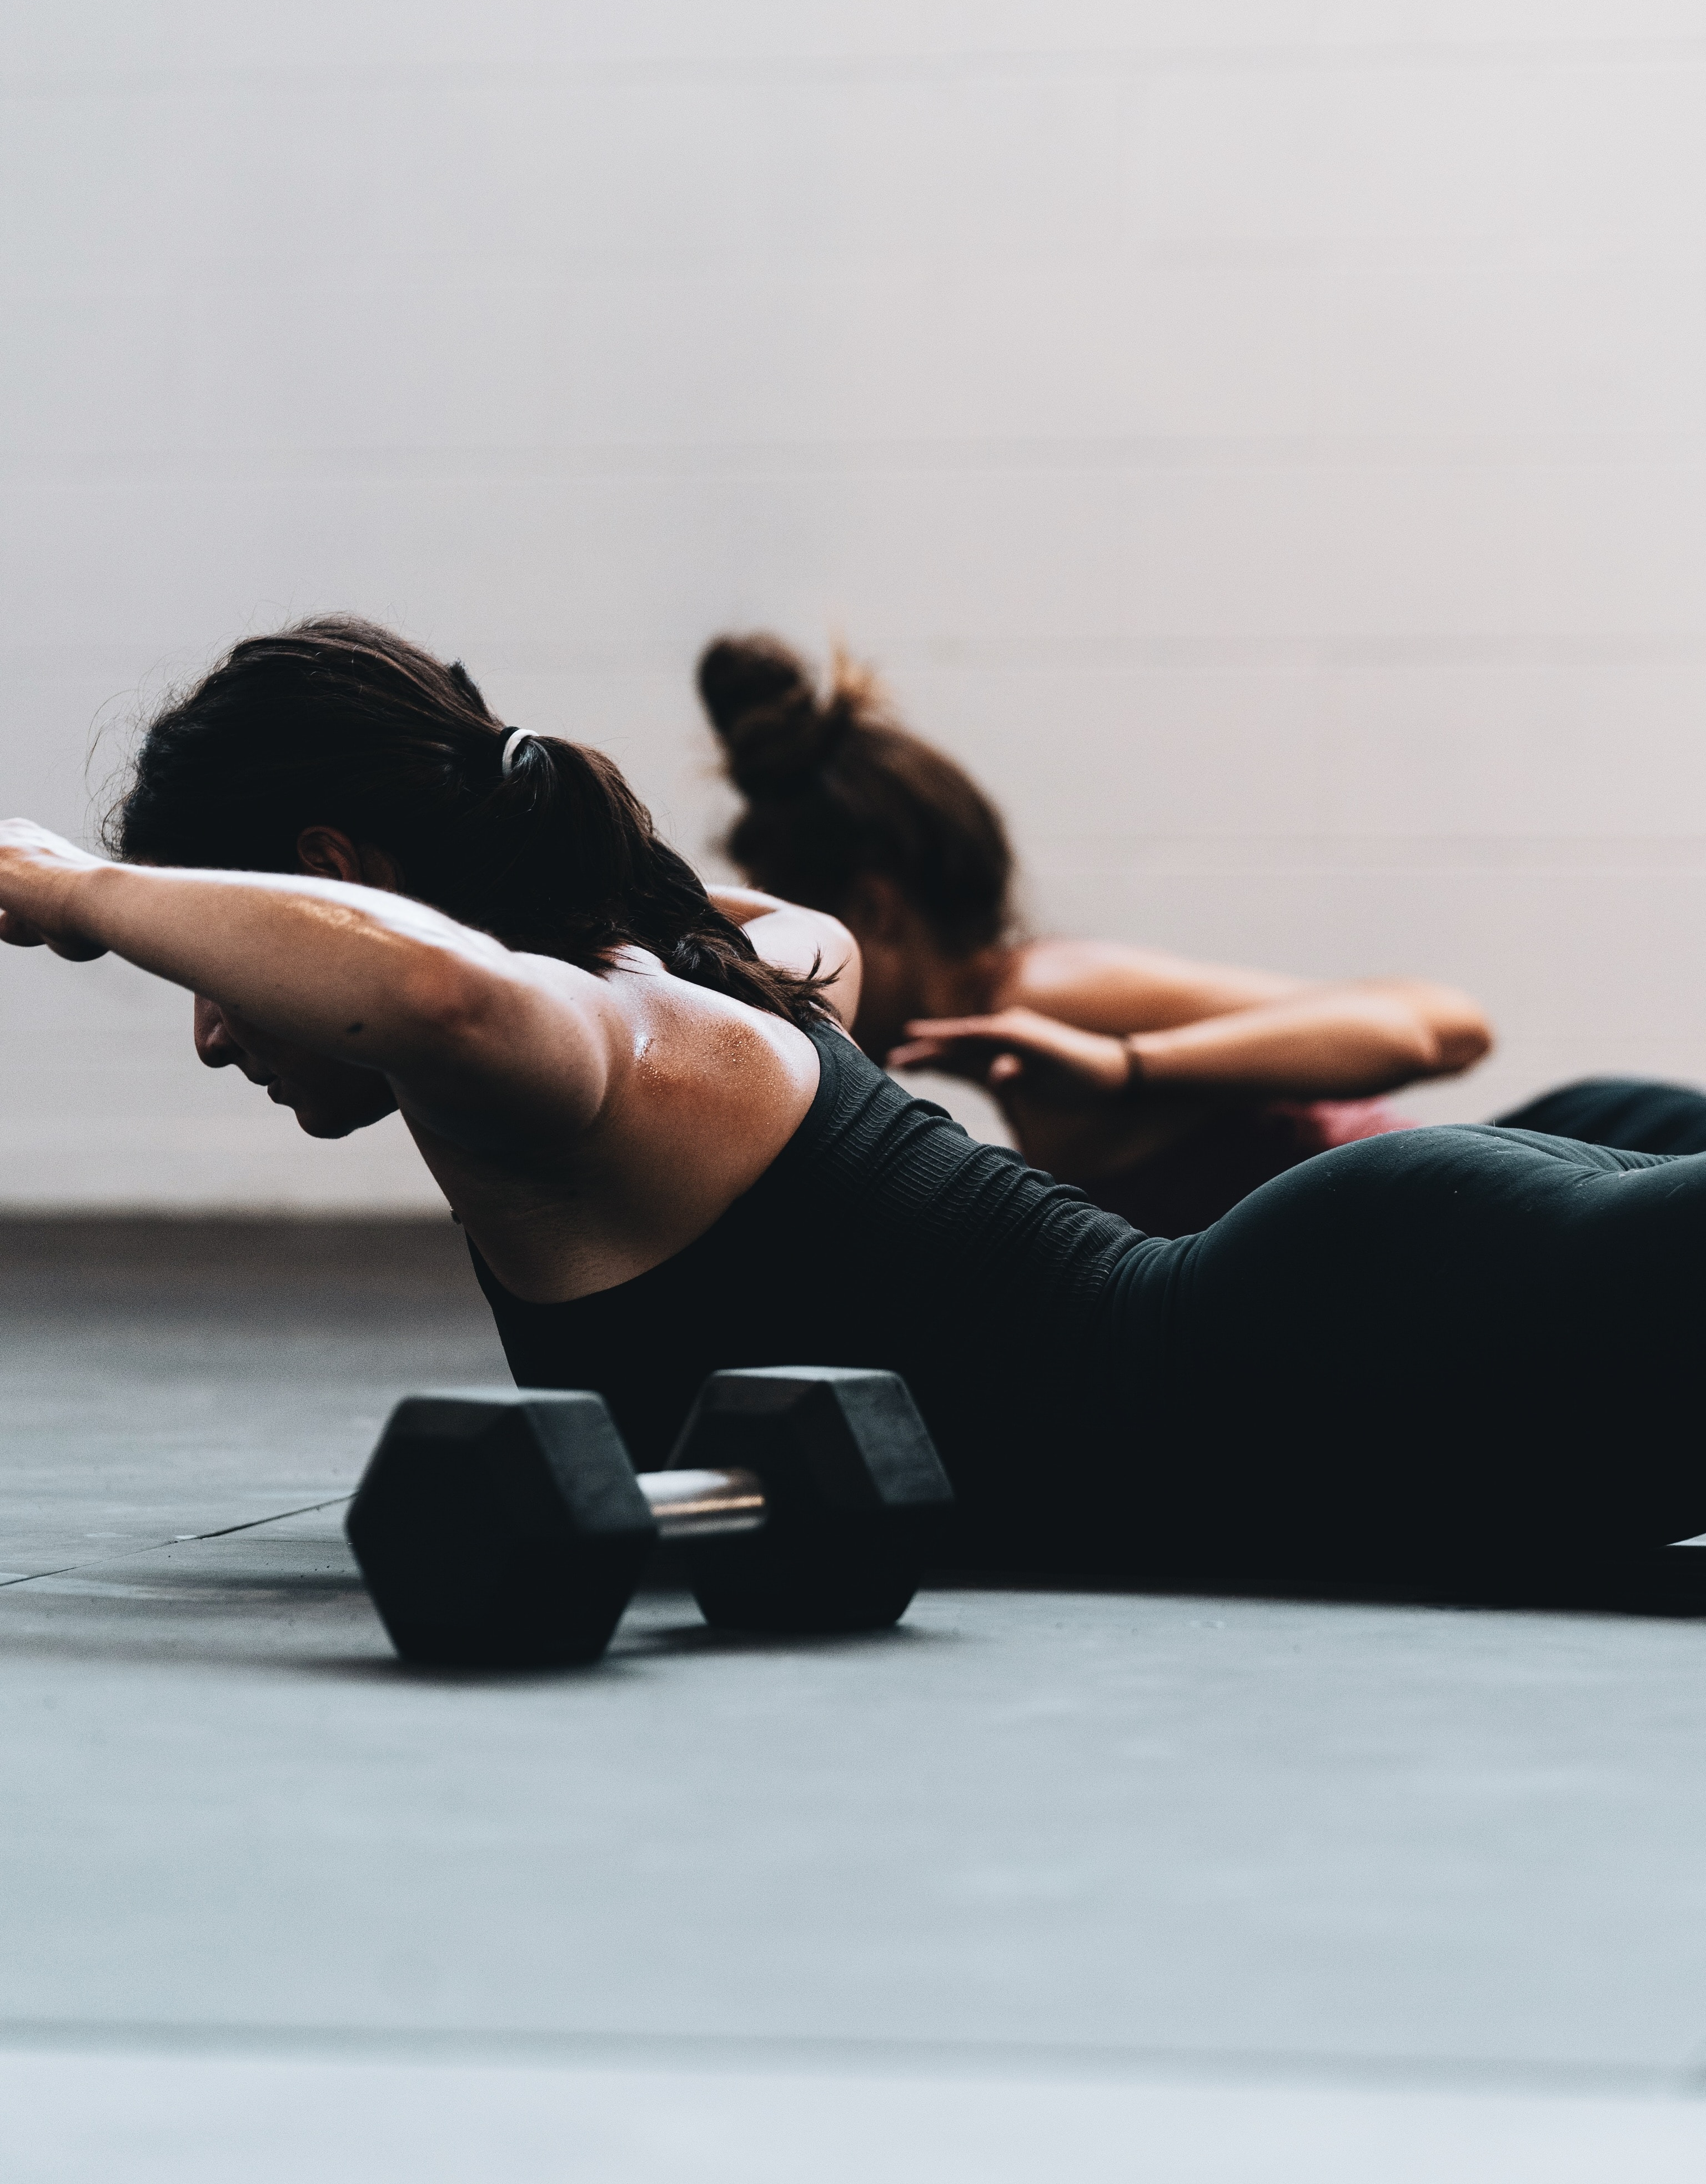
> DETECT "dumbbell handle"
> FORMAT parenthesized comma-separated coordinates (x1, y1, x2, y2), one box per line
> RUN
(639, 1467, 766, 1540)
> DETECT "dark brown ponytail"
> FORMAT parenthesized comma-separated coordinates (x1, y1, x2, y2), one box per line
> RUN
(108, 616, 833, 1026)
(697, 634, 1014, 956)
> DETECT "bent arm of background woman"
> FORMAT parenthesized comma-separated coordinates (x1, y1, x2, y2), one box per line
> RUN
(890, 949, 1492, 1184)
(898, 983, 1490, 1103)
(981, 940, 1492, 1098)
(889, 990, 1488, 1111)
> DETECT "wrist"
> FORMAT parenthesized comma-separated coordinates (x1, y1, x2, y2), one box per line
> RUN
(65, 855, 119, 935)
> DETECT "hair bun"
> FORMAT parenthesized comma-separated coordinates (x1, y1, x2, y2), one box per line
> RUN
(696, 635, 841, 795)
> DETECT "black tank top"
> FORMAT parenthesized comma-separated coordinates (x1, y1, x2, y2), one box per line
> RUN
(471, 1019, 1175, 1560)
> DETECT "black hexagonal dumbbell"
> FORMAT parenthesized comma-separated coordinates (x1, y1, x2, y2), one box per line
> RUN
(344, 1367, 954, 1668)
(661, 1366, 955, 1634)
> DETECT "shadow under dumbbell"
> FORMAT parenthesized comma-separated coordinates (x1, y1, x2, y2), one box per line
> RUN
(623, 1619, 942, 1660)
(303, 1651, 648, 1686)
(618, 1572, 950, 1659)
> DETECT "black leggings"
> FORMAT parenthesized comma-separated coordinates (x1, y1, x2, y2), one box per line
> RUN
(1113, 1087, 1706, 1567)
(1495, 1076, 1706, 1156)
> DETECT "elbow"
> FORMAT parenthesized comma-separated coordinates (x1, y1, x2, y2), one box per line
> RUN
(812, 909, 860, 980)
(777, 906, 860, 1018)
(1436, 1015, 1495, 1076)
(1391, 982, 1495, 1079)
(783, 902, 855, 957)
(815, 912, 862, 1027)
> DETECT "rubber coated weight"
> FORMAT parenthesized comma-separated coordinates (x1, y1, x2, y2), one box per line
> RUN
(345, 1389, 655, 1667)
(664, 1367, 955, 1634)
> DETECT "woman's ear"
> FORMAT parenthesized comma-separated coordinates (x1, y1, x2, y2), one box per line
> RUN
(295, 827, 402, 891)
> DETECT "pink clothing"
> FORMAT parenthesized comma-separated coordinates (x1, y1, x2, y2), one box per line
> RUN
(1281, 1098, 1417, 1154)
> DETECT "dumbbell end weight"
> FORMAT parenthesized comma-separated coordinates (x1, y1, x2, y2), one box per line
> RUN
(347, 1389, 656, 1668)
(664, 1367, 955, 1636)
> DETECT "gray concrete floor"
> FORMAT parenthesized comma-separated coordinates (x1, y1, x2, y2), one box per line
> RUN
(3, 1218, 1706, 2180)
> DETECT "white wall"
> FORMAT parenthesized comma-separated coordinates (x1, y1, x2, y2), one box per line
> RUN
(4, 3, 1706, 1206)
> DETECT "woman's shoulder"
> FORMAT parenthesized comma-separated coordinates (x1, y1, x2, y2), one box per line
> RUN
(600, 948, 823, 1081)
(449, 947, 830, 1303)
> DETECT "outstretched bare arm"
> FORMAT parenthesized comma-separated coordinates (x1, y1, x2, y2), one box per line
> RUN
(887, 955, 1492, 1185)
(0, 820, 618, 1129)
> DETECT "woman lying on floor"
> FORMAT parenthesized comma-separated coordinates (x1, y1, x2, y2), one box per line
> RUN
(2, 616, 1702, 1576)
(698, 633, 1706, 1235)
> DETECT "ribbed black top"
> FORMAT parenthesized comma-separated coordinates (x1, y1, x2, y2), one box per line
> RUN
(471, 1020, 1177, 1559)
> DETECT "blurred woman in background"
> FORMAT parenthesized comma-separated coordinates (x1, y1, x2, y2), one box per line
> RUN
(698, 634, 1706, 1235)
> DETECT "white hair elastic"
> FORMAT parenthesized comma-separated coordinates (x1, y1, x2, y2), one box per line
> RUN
(500, 727, 535, 776)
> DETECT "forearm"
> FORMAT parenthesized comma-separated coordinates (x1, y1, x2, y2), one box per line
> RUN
(71, 862, 505, 1066)
(1127, 982, 1488, 1098)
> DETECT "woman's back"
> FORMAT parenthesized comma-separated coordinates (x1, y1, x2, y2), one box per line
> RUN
(404, 946, 827, 1306)
(473, 1006, 1706, 1572)
(471, 1018, 1166, 1563)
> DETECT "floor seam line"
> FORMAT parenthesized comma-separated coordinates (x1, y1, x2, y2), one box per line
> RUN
(0, 2021, 1697, 2099)
(0, 1495, 353, 1589)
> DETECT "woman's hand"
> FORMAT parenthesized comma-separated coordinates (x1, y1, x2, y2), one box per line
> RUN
(0, 820, 110, 961)
(889, 1007, 1131, 1104)
(891, 1003, 1221, 1184)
